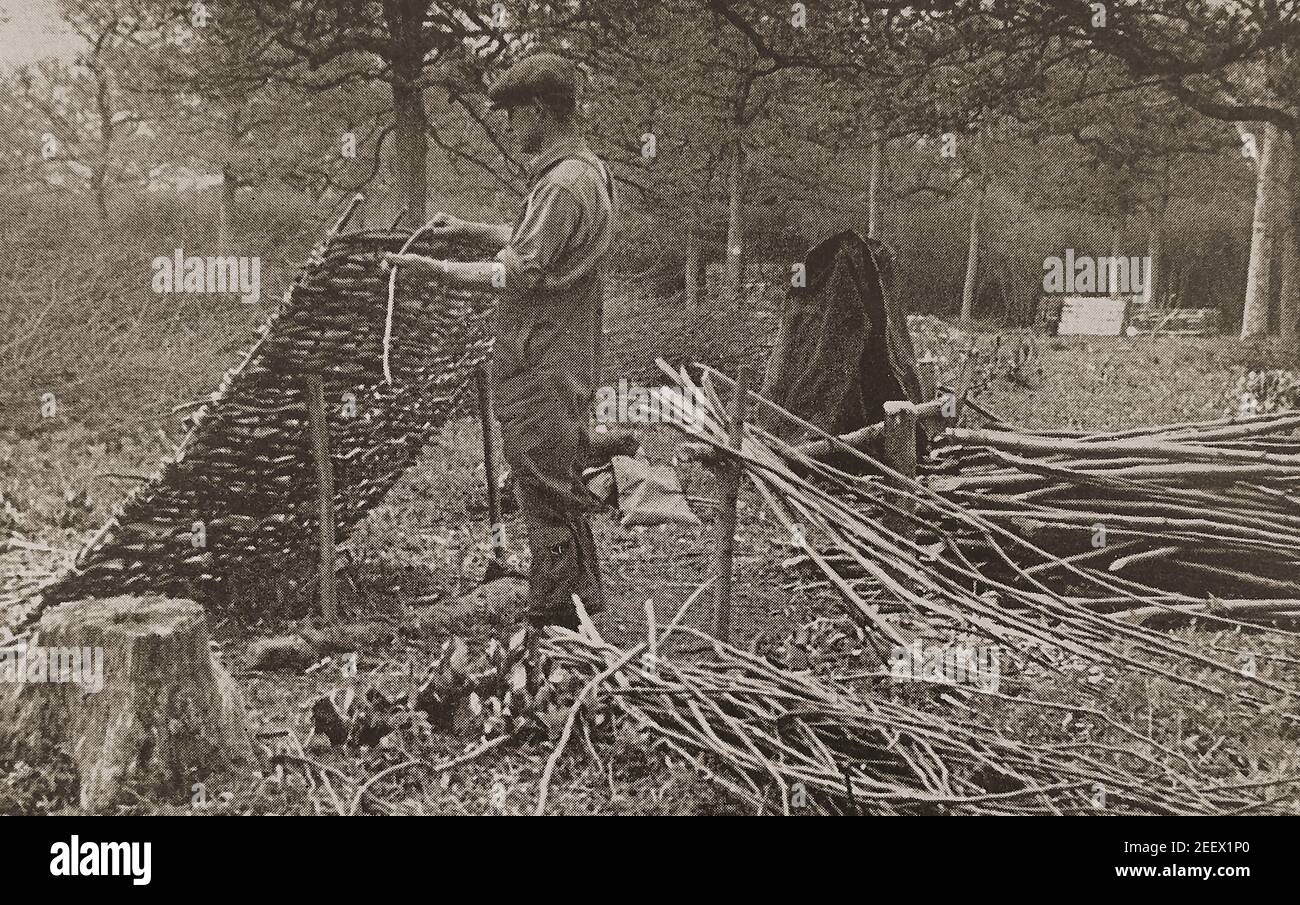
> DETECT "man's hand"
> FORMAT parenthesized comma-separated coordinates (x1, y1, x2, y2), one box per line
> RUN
(423, 212, 467, 238)
(382, 252, 446, 276)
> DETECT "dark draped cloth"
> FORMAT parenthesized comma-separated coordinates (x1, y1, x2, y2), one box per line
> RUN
(760, 230, 923, 445)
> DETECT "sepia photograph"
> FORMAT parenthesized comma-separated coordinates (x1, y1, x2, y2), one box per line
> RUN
(0, 0, 1296, 865)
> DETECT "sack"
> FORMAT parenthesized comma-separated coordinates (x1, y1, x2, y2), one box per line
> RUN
(609, 455, 701, 529)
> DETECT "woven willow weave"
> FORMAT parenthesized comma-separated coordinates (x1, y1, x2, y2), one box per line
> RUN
(29, 228, 494, 616)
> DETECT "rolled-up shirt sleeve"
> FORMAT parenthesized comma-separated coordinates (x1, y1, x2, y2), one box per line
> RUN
(496, 182, 585, 295)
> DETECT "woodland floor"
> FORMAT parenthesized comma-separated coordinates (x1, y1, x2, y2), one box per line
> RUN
(3, 330, 1300, 814)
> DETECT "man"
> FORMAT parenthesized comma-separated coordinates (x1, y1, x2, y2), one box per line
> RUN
(384, 53, 614, 629)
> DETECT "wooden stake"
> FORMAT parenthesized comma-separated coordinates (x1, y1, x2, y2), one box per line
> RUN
(332, 192, 365, 238)
(918, 355, 939, 401)
(304, 374, 338, 623)
(712, 366, 749, 644)
(474, 362, 506, 566)
(882, 400, 918, 542)
(942, 345, 980, 424)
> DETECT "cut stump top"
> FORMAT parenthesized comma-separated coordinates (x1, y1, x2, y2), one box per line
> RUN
(36, 595, 205, 640)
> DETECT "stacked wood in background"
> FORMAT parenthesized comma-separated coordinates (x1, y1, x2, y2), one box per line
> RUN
(10, 227, 494, 623)
(1035, 297, 1221, 337)
(934, 412, 1300, 610)
(1126, 303, 1220, 336)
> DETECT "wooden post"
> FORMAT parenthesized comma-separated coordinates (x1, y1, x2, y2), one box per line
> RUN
(712, 366, 750, 644)
(475, 362, 506, 567)
(331, 192, 366, 239)
(940, 345, 980, 424)
(917, 355, 939, 401)
(882, 400, 918, 542)
(304, 374, 338, 623)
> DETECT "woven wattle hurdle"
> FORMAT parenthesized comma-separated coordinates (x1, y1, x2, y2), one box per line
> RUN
(24, 227, 495, 618)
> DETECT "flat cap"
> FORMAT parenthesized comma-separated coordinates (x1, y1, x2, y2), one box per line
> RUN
(487, 52, 579, 109)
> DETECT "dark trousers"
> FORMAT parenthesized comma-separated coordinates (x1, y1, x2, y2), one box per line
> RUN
(513, 477, 605, 627)
(499, 396, 605, 627)
(494, 327, 607, 627)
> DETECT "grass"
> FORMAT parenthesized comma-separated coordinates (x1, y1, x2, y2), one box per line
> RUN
(973, 331, 1288, 431)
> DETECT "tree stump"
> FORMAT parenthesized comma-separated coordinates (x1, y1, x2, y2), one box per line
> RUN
(0, 595, 256, 811)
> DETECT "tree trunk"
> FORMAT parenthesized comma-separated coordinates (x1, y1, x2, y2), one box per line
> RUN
(725, 132, 746, 310)
(1276, 130, 1300, 360)
(93, 70, 113, 224)
(217, 106, 242, 256)
(390, 63, 429, 225)
(92, 174, 110, 222)
(0, 596, 256, 811)
(1145, 178, 1168, 307)
(218, 169, 238, 256)
(960, 181, 984, 325)
(1242, 122, 1278, 338)
(684, 211, 701, 313)
(867, 133, 883, 240)
(1108, 214, 1126, 299)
